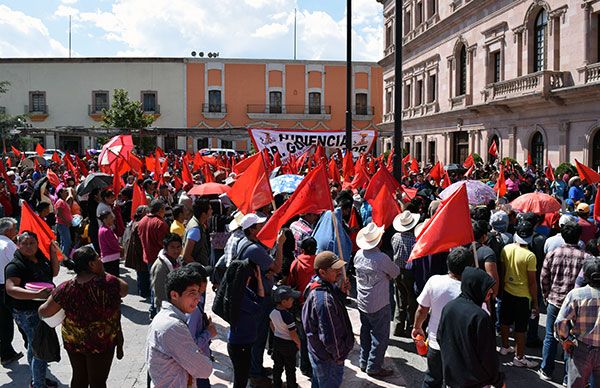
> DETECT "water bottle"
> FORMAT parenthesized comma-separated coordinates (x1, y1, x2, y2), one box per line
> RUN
(415, 334, 428, 356)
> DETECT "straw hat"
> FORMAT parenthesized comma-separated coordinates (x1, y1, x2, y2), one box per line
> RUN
(356, 222, 385, 250)
(393, 210, 420, 232)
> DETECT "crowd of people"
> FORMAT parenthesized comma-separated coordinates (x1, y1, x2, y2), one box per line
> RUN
(0, 144, 599, 388)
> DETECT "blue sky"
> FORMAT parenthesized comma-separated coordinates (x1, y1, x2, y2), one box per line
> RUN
(0, 0, 383, 61)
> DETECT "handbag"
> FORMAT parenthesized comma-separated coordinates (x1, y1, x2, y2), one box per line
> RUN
(32, 320, 61, 363)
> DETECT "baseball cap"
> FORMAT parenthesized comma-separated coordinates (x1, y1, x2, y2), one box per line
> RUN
(240, 213, 267, 230)
(558, 214, 576, 227)
(576, 203, 590, 213)
(314, 251, 345, 271)
(272, 285, 301, 303)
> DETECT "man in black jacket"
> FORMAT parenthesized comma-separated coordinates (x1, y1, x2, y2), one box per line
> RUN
(437, 267, 504, 388)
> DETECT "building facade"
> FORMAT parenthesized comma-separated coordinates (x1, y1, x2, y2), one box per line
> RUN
(378, 0, 600, 168)
(0, 58, 382, 154)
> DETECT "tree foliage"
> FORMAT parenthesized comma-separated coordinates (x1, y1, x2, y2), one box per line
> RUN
(101, 89, 155, 130)
(0, 80, 30, 150)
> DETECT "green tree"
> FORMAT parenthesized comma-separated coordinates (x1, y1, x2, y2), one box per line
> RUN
(101, 89, 156, 153)
(0, 81, 29, 152)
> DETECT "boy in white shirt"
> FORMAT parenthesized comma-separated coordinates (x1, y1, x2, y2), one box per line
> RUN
(269, 285, 301, 388)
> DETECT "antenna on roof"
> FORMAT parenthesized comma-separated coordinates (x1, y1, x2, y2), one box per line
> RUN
(293, 8, 297, 60)
(69, 15, 72, 58)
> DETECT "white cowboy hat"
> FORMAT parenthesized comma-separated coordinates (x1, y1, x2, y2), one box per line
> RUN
(393, 210, 420, 232)
(228, 211, 245, 232)
(414, 219, 429, 238)
(356, 222, 385, 250)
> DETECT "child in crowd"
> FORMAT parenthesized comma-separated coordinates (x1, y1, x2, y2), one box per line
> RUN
(186, 262, 217, 388)
(269, 285, 301, 388)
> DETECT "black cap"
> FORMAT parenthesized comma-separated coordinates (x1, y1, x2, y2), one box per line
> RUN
(273, 285, 301, 303)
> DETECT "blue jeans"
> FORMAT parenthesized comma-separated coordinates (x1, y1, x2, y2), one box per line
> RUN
(13, 309, 48, 388)
(250, 299, 273, 377)
(56, 223, 71, 257)
(567, 343, 600, 388)
(541, 303, 567, 379)
(359, 305, 391, 373)
(309, 353, 344, 388)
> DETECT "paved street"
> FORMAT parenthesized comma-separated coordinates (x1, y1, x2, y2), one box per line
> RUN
(1, 265, 565, 388)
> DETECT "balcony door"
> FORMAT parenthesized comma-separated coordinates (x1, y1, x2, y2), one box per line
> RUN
(452, 132, 469, 165)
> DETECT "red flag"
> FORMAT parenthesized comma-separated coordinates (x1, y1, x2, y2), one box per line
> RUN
(294, 146, 313, 174)
(409, 184, 473, 260)
(233, 152, 259, 175)
(328, 158, 340, 184)
(410, 158, 419, 174)
(464, 165, 474, 178)
(35, 143, 45, 157)
(488, 141, 498, 158)
(193, 152, 203, 171)
(575, 159, 600, 184)
(75, 155, 89, 177)
(527, 152, 533, 166)
(19, 202, 63, 260)
(5, 158, 11, 168)
(367, 158, 376, 175)
(155, 146, 165, 158)
(172, 175, 183, 192)
(229, 154, 273, 214)
(113, 170, 123, 195)
(33, 158, 40, 172)
(369, 185, 400, 228)
(202, 164, 214, 183)
(429, 161, 443, 183)
(402, 153, 411, 166)
(463, 153, 474, 169)
(594, 185, 600, 222)
(273, 152, 282, 168)
(546, 160, 555, 182)
(46, 169, 60, 187)
(131, 183, 148, 219)
(126, 152, 142, 174)
(364, 166, 400, 202)
(347, 164, 370, 190)
(386, 148, 394, 170)
(342, 151, 355, 180)
(441, 173, 452, 189)
(145, 156, 155, 172)
(11, 146, 21, 158)
(494, 165, 507, 197)
(0, 160, 16, 194)
(154, 154, 162, 180)
(51, 152, 61, 164)
(314, 145, 326, 162)
(181, 159, 193, 186)
(258, 164, 333, 248)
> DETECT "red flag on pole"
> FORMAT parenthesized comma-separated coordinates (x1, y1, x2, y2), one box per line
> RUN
(364, 166, 400, 202)
(0, 160, 16, 194)
(273, 152, 282, 168)
(342, 151, 355, 180)
(228, 154, 273, 214)
(257, 164, 333, 248)
(488, 141, 498, 158)
(463, 153, 474, 169)
(429, 161, 444, 183)
(441, 173, 452, 189)
(410, 158, 419, 174)
(181, 159, 193, 187)
(233, 152, 259, 175)
(594, 185, 600, 222)
(409, 184, 474, 261)
(328, 158, 341, 184)
(46, 169, 60, 188)
(575, 159, 600, 184)
(369, 185, 401, 228)
(546, 160, 555, 182)
(51, 152, 61, 164)
(11, 146, 21, 158)
(464, 165, 474, 178)
(494, 165, 507, 197)
(131, 182, 148, 219)
(19, 202, 63, 260)
(527, 152, 533, 166)
(35, 143, 45, 157)
(126, 152, 142, 174)
(347, 164, 370, 190)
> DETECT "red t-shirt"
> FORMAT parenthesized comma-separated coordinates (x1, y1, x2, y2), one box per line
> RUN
(55, 198, 73, 225)
(137, 214, 168, 264)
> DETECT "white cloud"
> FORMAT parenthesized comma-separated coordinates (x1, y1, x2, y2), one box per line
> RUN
(0, 5, 69, 57)
(54, 5, 79, 18)
(61, 0, 79, 4)
(252, 23, 289, 39)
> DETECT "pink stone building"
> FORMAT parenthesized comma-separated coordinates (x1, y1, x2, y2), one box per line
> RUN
(378, 0, 600, 168)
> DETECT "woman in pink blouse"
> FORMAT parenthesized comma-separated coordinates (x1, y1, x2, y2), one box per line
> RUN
(98, 209, 122, 277)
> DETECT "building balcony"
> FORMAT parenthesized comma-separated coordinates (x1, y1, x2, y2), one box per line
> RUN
(483, 70, 567, 102)
(449, 94, 472, 109)
(24, 104, 49, 122)
(88, 104, 108, 121)
(402, 101, 440, 119)
(384, 44, 395, 58)
(202, 103, 228, 119)
(143, 105, 161, 118)
(582, 62, 600, 84)
(353, 106, 375, 120)
(383, 112, 394, 123)
(246, 104, 331, 120)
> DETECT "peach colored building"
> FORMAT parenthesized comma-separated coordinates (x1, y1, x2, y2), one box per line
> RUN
(185, 58, 383, 152)
(378, 0, 600, 168)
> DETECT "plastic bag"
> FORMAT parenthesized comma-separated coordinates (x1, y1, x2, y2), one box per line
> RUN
(32, 320, 61, 362)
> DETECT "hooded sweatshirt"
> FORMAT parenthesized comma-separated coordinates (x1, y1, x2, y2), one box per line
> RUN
(437, 267, 503, 388)
(286, 254, 316, 303)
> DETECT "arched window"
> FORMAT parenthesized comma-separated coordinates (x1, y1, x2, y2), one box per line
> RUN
(531, 131, 544, 166)
(489, 135, 499, 159)
(458, 45, 467, 95)
(533, 10, 548, 72)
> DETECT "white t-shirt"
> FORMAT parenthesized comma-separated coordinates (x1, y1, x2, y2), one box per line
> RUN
(0, 235, 17, 284)
(269, 308, 296, 341)
(416, 274, 461, 350)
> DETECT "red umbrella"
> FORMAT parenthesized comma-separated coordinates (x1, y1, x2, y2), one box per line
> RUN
(98, 135, 134, 167)
(510, 192, 561, 214)
(188, 182, 231, 196)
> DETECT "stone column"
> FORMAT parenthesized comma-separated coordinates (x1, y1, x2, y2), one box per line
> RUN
(508, 126, 517, 159)
(423, 134, 429, 163)
(583, 3, 591, 65)
(558, 121, 570, 163)
(443, 132, 449, 165)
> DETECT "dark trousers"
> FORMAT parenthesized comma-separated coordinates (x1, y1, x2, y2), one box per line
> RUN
(296, 316, 312, 374)
(250, 301, 272, 377)
(66, 347, 115, 388)
(422, 347, 443, 388)
(103, 260, 120, 277)
(228, 343, 252, 388)
(272, 337, 298, 388)
(394, 268, 417, 334)
(0, 286, 18, 361)
(137, 268, 150, 298)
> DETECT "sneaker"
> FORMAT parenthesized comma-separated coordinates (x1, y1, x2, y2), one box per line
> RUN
(538, 369, 552, 381)
(513, 356, 538, 368)
(367, 368, 394, 378)
(498, 346, 515, 355)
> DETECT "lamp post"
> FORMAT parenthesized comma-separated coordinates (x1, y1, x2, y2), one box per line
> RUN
(392, 0, 404, 182)
(345, 0, 353, 152)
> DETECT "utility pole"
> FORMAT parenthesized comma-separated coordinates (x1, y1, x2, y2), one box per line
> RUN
(392, 0, 404, 181)
(294, 8, 297, 60)
(69, 15, 72, 58)
(345, 0, 353, 152)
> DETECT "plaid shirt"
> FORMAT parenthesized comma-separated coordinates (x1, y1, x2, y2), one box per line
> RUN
(391, 231, 417, 270)
(541, 244, 592, 307)
(223, 229, 246, 266)
(555, 285, 600, 347)
(290, 218, 313, 253)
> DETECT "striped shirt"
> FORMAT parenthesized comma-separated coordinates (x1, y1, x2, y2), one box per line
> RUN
(541, 244, 592, 307)
(555, 285, 600, 347)
(391, 231, 416, 270)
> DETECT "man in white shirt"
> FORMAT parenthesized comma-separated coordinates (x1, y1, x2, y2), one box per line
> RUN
(412, 247, 474, 388)
(0, 217, 23, 366)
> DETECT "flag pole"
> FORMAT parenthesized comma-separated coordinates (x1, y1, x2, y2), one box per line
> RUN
(331, 210, 347, 281)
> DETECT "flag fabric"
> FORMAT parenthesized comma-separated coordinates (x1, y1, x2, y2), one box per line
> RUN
(35, 143, 45, 157)
(295, 146, 313, 174)
(228, 154, 273, 214)
(575, 159, 600, 184)
(46, 169, 60, 188)
(409, 184, 473, 261)
(11, 146, 21, 158)
(494, 165, 507, 197)
(155, 146, 165, 158)
(258, 164, 333, 248)
(314, 145, 326, 162)
(126, 152, 142, 174)
(19, 202, 63, 260)
(441, 173, 452, 189)
(113, 169, 123, 195)
(464, 165, 474, 178)
(370, 185, 400, 228)
(386, 148, 394, 170)
(5, 158, 11, 168)
(527, 153, 533, 166)
(594, 186, 600, 222)
(410, 158, 419, 174)
(463, 153, 474, 169)
(233, 152, 259, 175)
(488, 141, 498, 158)
(347, 164, 370, 190)
(328, 158, 341, 184)
(342, 151, 355, 180)
(131, 183, 148, 219)
(181, 158, 194, 186)
(546, 160, 555, 182)
(51, 152, 61, 164)
(429, 161, 444, 183)
(273, 152, 282, 168)
(0, 160, 16, 194)
(364, 166, 400, 202)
